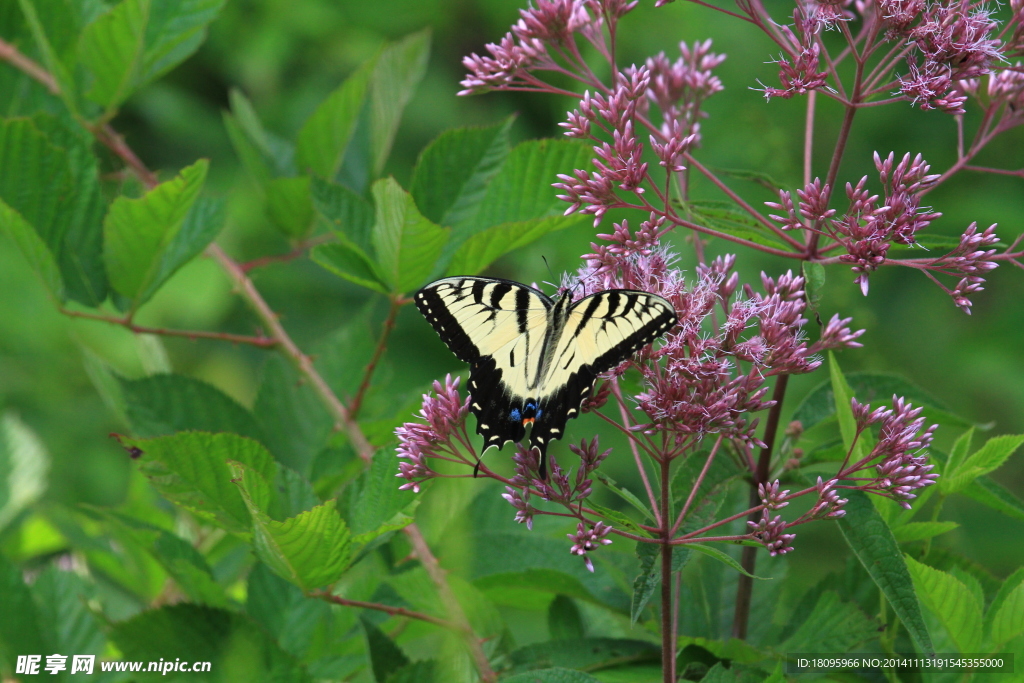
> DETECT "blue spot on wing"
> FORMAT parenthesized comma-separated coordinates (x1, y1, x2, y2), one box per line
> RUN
(510, 408, 521, 422)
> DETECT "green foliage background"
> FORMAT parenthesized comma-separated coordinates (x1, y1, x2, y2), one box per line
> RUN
(0, 0, 1022, 679)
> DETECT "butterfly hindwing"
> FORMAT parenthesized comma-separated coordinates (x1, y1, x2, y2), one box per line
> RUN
(416, 277, 678, 477)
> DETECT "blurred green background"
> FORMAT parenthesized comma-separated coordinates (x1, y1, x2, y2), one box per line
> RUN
(1, 0, 1022, 594)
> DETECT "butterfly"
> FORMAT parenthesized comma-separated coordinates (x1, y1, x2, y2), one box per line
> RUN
(415, 276, 677, 477)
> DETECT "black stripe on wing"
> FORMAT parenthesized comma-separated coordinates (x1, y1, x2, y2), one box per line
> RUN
(414, 282, 483, 363)
(468, 355, 526, 453)
(529, 365, 596, 478)
(580, 292, 678, 376)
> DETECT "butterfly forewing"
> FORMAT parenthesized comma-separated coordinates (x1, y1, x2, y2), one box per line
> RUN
(416, 277, 678, 477)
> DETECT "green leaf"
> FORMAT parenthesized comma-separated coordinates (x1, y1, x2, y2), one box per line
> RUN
(347, 450, 416, 546)
(940, 434, 1024, 494)
(369, 177, 449, 293)
(119, 431, 277, 533)
(138, 195, 225, 305)
(670, 448, 744, 534)
(829, 352, 865, 462)
(362, 617, 410, 683)
(502, 668, 605, 683)
(410, 118, 513, 227)
(266, 176, 314, 238)
(120, 373, 265, 443)
(584, 502, 651, 539)
(0, 413, 50, 532)
(986, 567, 1024, 646)
(385, 660, 437, 683)
(80, 0, 225, 111)
(891, 521, 959, 543)
(506, 638, 659, 674)
(104, 158, 208, 306)
(779, 591, 878, 653)
(474, 568, 607, 609)
(311, 241, 390, 294)
(254, 356, 332, 475)
(16, 0, 80, 113)
(989, 580, 1024, 647)
(594, 472, 654, 521)
(296, 58, 374, 179)
(687, 544, 766, 579)
(231, 461, 353, 591)
(547, 595, 585, 640)
(792, 371, 970, 432)
(837, 491, 934, 654)
(632, 542, 691, 623)
(139, 0, 226, 87)
(0, 116, 108, 305)
(79, 0, 147, 109)
(30, 566, 106, 659)
(110, 604, 312, 681)
(0, 552, 47, 661)
(905, 555, 983, 654)
(103, 511, 227, 606)
(0, 198, 64, 301)
(684, 199, 787, 248)
(945, 427, 974, 476)
(710, 166, 785, 192)
(311, 177, 375, 252)
(802, 261, 825, 311)
(446, 214, 582, 276)
(367, 30, 430, 176)
(223, 89, 295, 181)
(962, 476, 1024, 520)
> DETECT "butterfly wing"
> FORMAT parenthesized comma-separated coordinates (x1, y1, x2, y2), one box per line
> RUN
(529, 290, 678, 460)
(415, 277, 552, 453)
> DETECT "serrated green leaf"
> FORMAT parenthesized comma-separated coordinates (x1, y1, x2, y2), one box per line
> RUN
(254, 356, 332, 476)
(0, 552, 47, 664)
(362, 617, 410, 683)
(31, 566, 106, 661)
(411, 118, 513, 227)
(79, 0, 147, 109)
(139, 0, 226, 86)
(104, 158, 208, 306)
(296, 59, 374, 179)
(348, 450, 416, 544)
(945, 427, 974, 478)
(632, 542, 690, 623)
(987, 567, 1024, 646)
(686, 544, 766, 579)
(224, 89, 295, 181)
(779, 590, 878, 653)
(231, 461, 352, 591)
(962, 476, 1024, 520)
(110, 604, 312, 681)
(891, 521, 959, 543)
(103, 511, 227, 606)
(446, 214, 582, 276)
(595, 472, 654, 521)
(989, 581, 1024, 647)
(802, 261, 825, 311)
(311, 177, 375, 252)
(266, 175, 314, 239)
(837, 491, 934, 654)
(80, 0, 225, 112)
(120, 373, 265, 443)
(0, 198, 63, 301)
(369, 177, 449, 293)
(829, 352, 866, 463)
(311, 242, 390, 293)
(0, 116, 108, 304)
(507, 638, 660, 674)
(385, 660, 436, 683)
(0, 413, 50, 532)
(139, 195, 225, 304)
(940, 434, 1024, 494)
(16, 0, 80, 113)
(585, 502, 651, 539)
(120, 431, 277, 533)
(670, 447, 744, 534)
(474, 568, 606, 609)
(710, 166, 785, 192)
(368, 30, 429, 176)
(792, 371, 971, 432)
(684, 199, 788, 248)
(905, 555, 983, 654)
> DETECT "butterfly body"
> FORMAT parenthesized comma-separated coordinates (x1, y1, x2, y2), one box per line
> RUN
(415, 276, 677, 476)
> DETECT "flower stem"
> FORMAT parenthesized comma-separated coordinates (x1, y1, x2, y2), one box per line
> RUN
(350, 296, 403, 419)
(732, 374, 789, 639)
(660, 453, 676, 683)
